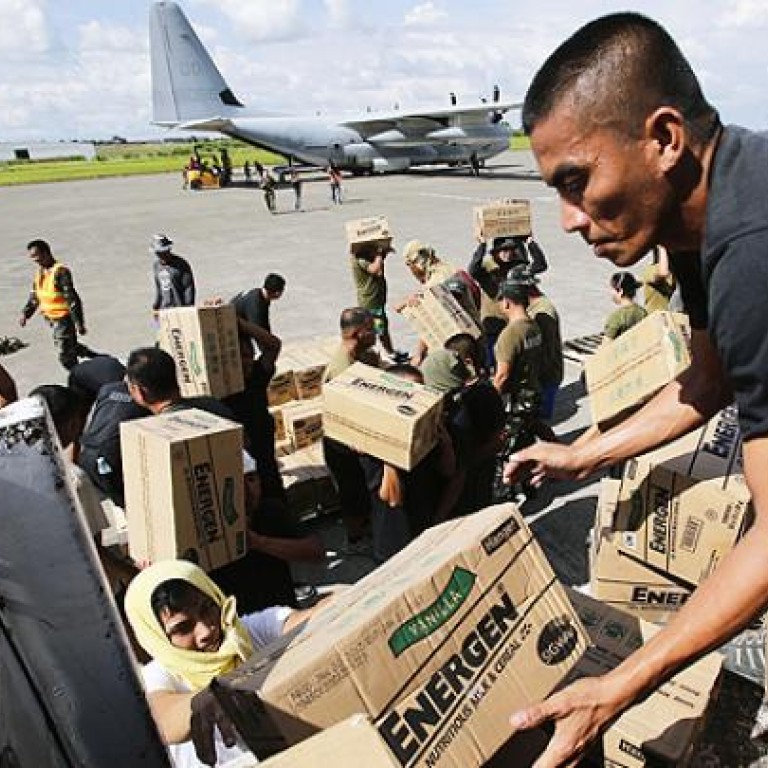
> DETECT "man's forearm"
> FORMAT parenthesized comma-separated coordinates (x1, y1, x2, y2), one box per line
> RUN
(248, 532, 323, 562)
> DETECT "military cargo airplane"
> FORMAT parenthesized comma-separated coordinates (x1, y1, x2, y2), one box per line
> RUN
(150, 2, 520, 174)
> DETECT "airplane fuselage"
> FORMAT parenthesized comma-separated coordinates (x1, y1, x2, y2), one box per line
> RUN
(220, 115, 511, 173)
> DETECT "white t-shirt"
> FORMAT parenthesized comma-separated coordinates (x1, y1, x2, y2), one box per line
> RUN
(142, 606, 291, 768)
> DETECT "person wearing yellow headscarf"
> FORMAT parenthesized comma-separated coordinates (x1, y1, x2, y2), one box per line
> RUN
(125, 560, 299, 767)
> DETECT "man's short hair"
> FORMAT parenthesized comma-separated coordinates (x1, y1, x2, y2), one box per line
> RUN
(27, 239, 51, 257)
(522, 13, 719, 141)
(339, 307, 372, 335)
(263, 273, 286, 293)
(125, 347, 179, 404)
(610, 271, 641, 298)
(445, 333, 483, 371)
(497, 281, 530, 307)
(29, 384, 84, 442)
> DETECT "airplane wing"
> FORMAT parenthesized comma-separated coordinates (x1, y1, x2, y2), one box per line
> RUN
(173, 117, 237, 132)
(340, 101, 521, 136)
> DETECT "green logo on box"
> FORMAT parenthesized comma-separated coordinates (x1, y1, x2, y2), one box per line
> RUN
(189, 341, 203, 376)
(388, 566, 476, 657)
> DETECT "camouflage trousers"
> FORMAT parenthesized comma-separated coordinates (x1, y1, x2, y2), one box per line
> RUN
(49, 316, 91, 370)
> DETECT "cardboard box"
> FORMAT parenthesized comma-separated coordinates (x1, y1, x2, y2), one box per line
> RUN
(270, 406, 286, 443)
(591, 480, 692, 624)
(567, 590, 722, 767)
(322, 362, 444, 470)
(120, 409, 247, 571)
(584, 311, 691, 424)
(610, 408, 751, 587)
(281, 398, 324, 450)
(157, 304, 244, 399)
(260, 715, 554, 768)
(274, 438, 292, 458)
(622, 405, 747, 498)
(280, 444, 338, 518)
(260, 716, 400, 768)
(267, 370, 297, 407)
(473, 199, 531, 240)
(613, 464, 749, 587)
(400, 283, 482, 350)
(220, 504, 589, 768)
(346, 216, 393, 254)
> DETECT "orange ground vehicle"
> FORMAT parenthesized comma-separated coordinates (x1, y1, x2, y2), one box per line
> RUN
(185, 167, 221, 190)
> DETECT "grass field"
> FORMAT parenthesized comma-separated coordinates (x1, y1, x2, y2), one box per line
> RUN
(0, 136, 532, 186)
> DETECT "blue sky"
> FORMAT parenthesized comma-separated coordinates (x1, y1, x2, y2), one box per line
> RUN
(1, 0, 767, 142)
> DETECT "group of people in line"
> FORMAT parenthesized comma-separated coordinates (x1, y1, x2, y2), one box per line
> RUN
(7, 9, 768, 766)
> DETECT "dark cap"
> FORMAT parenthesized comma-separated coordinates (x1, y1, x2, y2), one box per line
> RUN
(497, 279, 530, 302)
(150, 234, 173, 254)
(490, 237, 517, 253)
(505, 265, 538, 288)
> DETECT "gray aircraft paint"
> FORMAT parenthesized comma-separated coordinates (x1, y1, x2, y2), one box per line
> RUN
(150, 1, 518, 173)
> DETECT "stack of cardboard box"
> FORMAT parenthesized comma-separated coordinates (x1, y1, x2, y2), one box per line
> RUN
(266, 337, 339, 518)
(590, 406, 751, 623)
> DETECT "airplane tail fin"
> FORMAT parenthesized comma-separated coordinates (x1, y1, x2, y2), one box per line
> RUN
(150, 1, 245, 125)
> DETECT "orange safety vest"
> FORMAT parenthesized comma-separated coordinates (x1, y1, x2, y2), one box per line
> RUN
(34, 263, 70, 320)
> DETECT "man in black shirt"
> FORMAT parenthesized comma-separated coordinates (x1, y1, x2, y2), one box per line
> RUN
(211, 459, 323, 612)
(224, 330, 285, 501)
(68, 355, 126, 409)
(151, 234, 195, 318)
(231, 273, 286, 335)
(78, 381, 149, 506)
(503, 13, 768, 766)
(124, 347, 233, 421)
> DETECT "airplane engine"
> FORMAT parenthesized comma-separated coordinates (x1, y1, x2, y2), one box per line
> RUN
(371, 157, 411, 173)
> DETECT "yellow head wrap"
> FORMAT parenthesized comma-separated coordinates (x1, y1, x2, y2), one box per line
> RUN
(124, 560, 255, 691)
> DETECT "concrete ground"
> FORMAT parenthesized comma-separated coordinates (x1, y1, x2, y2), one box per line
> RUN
(2, 150, 617, 394)
(3, 153, 765, 765)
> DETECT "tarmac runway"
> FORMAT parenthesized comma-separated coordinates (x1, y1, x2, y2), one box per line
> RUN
(1, 149, 618, 394)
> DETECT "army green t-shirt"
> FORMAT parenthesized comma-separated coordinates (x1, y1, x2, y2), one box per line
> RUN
(494, 318, 542, 399)
(351, 255, 386, 309)
(603, 303, 648, 340)
(324, 345, 381, 382)
(641, 263, 677, 314)
(528, 295, 564, 388)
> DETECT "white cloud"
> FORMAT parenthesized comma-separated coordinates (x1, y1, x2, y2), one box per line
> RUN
(324, 0, 350, 28)
(404, 2, 447, 27)
(0, 0, 49, 57)
(719, 0, 768, 27)
(195, 0, 306, 42)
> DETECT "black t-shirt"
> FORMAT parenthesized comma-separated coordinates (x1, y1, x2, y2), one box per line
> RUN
(78, 382, 149, 501)
(232, 288, 271, 333)
(223, 360, 273, 454)
(673, 125, 768, 439)
(68, 355, 126, 399)
(163, 396, 235, 421)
